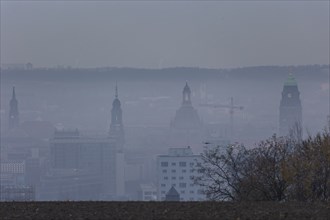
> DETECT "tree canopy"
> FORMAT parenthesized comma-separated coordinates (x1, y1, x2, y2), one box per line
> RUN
(195, 131, 330, 202)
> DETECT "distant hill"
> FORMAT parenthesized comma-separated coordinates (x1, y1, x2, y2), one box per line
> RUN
(1, 64, 329, 82)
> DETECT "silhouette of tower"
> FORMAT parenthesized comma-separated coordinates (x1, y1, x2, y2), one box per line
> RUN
(279, 74, 302, 138)
(171, 82, 201, 130)
(109, 84, 125, 152)
(182, 82, 192, 106)
(9, 86, 19, 130)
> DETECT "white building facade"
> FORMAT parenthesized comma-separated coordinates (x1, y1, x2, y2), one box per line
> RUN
(157, 147, 206, 201)
(139, 183, 157, 201)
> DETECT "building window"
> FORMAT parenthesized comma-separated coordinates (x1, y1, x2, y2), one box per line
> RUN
(162, 169, 167, 173)
(171, 176, 176, 180)
(161, 162, 168, 167)
(179, 176, 184, 180)
(197, 189, 204, 194)
(190, 190, 194, 194)
(190, 169, 194, 173)
(179, 162, 186, 167)
(161, 184, 166, 187)
(161, 191, 166, 194)
(180, 190, 185, 194)
(171, 169, 176, 173)
(182, 169, 186, 173)
(190, 183, 194, 187)
(171, 162, 176, 166)
(164, 176, 168, 180)
(190, 162, 194, 166)
(179, 183, 187, 188)
(161, 162, 169, 167)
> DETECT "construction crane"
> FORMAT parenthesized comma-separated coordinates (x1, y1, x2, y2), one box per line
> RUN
(200, 97, 244, 139)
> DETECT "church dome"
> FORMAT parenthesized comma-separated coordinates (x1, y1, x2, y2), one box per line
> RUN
(171, 83, 202, 130)
(171, 105, 201, 130)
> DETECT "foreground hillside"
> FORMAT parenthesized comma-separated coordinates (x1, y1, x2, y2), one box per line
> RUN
(0, 202, 329, 220)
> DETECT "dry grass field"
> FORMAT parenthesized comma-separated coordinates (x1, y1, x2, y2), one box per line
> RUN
(0, 202, 329, 220)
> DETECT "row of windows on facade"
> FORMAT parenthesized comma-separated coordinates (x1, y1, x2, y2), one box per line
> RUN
(1, 163, 25, 173)
(160, 189, 204, 195)
(162, 176, 194, 180)
(161, 183, 195, 188)
(160, 162, 200, 167)
(162, 169, 196, 174)
(143, 191, 157, 196)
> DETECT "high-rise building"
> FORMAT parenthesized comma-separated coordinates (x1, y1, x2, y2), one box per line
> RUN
(157, 146, 206, 201)
(9, 86, 19, 130)
(49, 129, 117, 196)
(279, 74, 302, 138)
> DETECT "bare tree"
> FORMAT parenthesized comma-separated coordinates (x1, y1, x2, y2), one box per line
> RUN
(242, 135, 291, 201)
(287, 130, 330, 201)
(196, 132, 330, 202)
(195, 135, 292, 201)
(194, 144, 251, 201)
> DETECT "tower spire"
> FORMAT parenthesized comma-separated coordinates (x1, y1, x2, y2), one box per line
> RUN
(182, 82, 191, 105)
(115, 82, 118, 99)
(109, 83, 124, 152)
(12, 86, 16, 99)
(9, 86, 19, 130)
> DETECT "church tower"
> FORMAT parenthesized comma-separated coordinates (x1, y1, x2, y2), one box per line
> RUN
(170, 82, 203, 149)
(9, 86, 19, 130)
(182, 82, 192, 106)
(109, 84, 125, 152)
(279, 74, 302, 138)
(171, 82, 201, 130)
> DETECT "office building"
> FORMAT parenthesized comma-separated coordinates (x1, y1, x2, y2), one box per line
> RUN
(157, 146, 205, 201)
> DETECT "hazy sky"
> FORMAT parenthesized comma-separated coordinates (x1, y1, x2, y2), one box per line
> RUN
(1, 1, 329, 69)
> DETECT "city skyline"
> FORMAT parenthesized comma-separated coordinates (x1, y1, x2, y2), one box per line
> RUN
(1, 0, 329, 205)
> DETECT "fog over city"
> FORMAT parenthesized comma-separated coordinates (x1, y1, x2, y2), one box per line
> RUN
(2, 1, 329, 68)
(0, 1, 329, 201)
